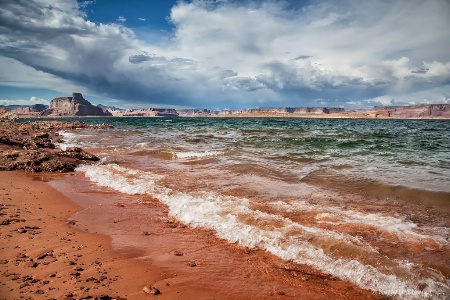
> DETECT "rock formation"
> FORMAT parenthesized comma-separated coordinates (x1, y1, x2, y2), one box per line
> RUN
(0, 120, 112, 172)
(177, 107, 345, 117)
(41, 93, 112, 117)
(109, 108, 178, 117)
(374, 104, 450, 118)
(177, 109, 212, 117)
(18, 104, 47, 114)
(0, 104, 47, 115)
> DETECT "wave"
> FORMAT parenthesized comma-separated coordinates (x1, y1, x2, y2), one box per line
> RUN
(131, 143, 226, 160)
(57, 130, 100, 150)
(56, 131, 79, 150)
(270, 200, 449, 247)
(76, 163, 450, 299)
(171, 150, 225, 159)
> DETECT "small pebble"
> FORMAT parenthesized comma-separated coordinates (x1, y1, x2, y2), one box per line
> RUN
(143, 285, 160, 295)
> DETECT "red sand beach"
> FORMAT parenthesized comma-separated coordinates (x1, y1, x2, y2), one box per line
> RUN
(0, 171, 380, 299)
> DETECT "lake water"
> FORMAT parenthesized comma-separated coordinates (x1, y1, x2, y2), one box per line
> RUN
(54, 117, 450, 299)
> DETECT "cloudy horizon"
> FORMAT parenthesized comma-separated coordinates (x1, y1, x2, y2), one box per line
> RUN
(0, 0, 449, 109)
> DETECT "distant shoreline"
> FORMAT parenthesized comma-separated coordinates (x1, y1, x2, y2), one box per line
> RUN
(9, 112, 450, 120)
(2, 96, 450, 119)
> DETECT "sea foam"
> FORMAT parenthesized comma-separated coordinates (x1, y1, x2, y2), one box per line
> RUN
(172, 150, 225, 159)
(57, 130, 100, 151)
(77, 164, 450, 299)
(270, 200, 449, 246)
(56, 131, 79, 150)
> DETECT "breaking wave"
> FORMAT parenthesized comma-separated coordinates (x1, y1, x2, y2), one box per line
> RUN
(77, 163, 450, 299)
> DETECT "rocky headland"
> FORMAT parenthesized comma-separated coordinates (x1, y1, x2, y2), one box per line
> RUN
(0, 120, 111, 172)
(41, 93, 111, 117)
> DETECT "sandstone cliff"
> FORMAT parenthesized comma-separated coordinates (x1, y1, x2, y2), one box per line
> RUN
(110, 108, 178, 117)
(374, 104, 450, 118)
(177, 107, 345, 117)
(41, 93, 112, 117)
(15, 104, 47, 114)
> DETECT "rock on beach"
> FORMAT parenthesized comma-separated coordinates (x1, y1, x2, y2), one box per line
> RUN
(0, 120, 112, 172)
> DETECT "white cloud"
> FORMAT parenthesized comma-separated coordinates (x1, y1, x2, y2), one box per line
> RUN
(165, 0, 450, 105)
(117, 16, 126, 23)
(0, 0, 449, 108)
(138, 17, 146, 22)
(30, 96, 48, 104)
(0, 97, 49, 106)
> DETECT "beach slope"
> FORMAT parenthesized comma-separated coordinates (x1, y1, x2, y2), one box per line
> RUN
(0, 171, 162, 300)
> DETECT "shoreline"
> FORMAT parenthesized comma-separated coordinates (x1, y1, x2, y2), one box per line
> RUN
(4, 101, 450, 119)
(11, 113, 450, 119)
(0, 171, 380, 299)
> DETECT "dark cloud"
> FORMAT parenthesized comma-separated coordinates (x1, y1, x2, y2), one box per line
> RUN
(220, 69, 238, 78)
(129, 53, 153, 64)
(1, 0, 449, 108)
(224, 77, 267, 92)
(0, 0, 187, 105)
(293, 55, 312, 60)
(411, 68, 429, 74)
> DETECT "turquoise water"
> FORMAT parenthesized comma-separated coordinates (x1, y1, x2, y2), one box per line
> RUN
(52, 117, 450, 193)
(29, 117, 450, 299)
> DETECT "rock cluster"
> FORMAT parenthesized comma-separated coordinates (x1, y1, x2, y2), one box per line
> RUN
(0, 109, 6, 116)
(41, 93, 112, 117)
(0, 120, 111, 172)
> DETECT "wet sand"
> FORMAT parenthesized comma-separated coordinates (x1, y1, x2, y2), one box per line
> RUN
(0, 171, 380, 299)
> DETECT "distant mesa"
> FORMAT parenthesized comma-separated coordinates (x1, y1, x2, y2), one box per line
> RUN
(2, 94, 450, 119)
(108, 106, 345, 117)
(374, 104, 450, 118)
(17, 104, 47, 114)
(110, 108, 179, 117)
(0, 104, 47, 114)
(41, 93, 112, 117)
(176, 107, 345, 117)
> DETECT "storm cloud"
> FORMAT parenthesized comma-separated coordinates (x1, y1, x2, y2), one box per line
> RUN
(0, 0, 449, 108)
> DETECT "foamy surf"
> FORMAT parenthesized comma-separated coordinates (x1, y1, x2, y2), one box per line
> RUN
(56, 131, 79, 150)
(171, 150, 225, 159)
(270, 200, 449, 247)
(77, 163, 450, 299)
(57, 130, 100, 150)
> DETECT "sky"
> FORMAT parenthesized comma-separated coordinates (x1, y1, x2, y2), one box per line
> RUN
(0, 0, 449, 109)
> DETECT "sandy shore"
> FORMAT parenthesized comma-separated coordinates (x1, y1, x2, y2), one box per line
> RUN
(0, 171, 381, 300)
(0, 171, 166, 300)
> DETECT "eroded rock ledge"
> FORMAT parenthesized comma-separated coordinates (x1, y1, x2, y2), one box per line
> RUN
(0, 120, 112, 172)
